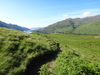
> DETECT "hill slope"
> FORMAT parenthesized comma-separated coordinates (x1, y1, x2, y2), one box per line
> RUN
(0, 27, 57, 75)
(73, 20, 100, 35)
(39, 33, 100, 75)
(0, 21, 30, 31)
(0, 28, 100, 75)
(34, 15, 100, 35)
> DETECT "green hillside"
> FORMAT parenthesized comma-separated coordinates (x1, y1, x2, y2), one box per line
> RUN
(73, 20, 100, 35)
(48, 33, 100, 62)
(34, 15, 100, 35)
(39, 33, 100, 75)
(0, 27, 100, 75)
(0, 21, 30, 31)
(0, 27, 57, 75)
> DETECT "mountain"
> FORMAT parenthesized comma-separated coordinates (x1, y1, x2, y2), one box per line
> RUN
(33, 15, 100, 35)
(0, 20, 30, 31)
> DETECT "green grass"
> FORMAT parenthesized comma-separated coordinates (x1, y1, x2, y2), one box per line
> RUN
(1, 27, 100, 75)
(42, 33, 100, 75)
(0, 27, 57, 75)
(53, 51, 100, 75)
(48, 33, 100, 62)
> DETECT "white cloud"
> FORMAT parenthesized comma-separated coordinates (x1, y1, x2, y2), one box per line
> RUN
(62, 14, 69, 20)
(63, 14, 69, 17)
(82, 12, 91, 17)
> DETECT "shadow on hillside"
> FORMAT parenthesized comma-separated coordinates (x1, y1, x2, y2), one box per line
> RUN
(24, 43, 61, 75)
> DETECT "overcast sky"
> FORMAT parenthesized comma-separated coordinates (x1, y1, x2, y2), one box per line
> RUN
(0, 0, 100, 28)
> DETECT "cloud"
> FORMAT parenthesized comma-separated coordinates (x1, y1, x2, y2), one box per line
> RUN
(63, 14, 69, 17)
(82, 12, 91, 17)
(62, 14, 69, 20)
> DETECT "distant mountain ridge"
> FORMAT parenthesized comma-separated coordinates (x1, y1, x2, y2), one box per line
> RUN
(33, 15, 100, 35)
(0, 20, 30, 31)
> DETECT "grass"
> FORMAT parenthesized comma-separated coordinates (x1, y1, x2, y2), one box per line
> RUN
(38, 33, 100, 75)
(0, 27, 100, 75)
(0, 27, 57, 75)
(48, 33, 100, 62)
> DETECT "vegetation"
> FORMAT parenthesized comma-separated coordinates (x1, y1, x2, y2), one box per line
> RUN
(39, 33, 100, 75)
(0, 21, 30, 31)
(73, 20, 100, 35)
(0, 27, 100, 75)
(48, 33, 100, 62)
(33, 15, 100, 35)
(53, 51, 100, 75)
(0, 27, 57, 75)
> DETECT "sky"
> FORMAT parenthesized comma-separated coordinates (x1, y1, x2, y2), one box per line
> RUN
(0, 0, 100, 28)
